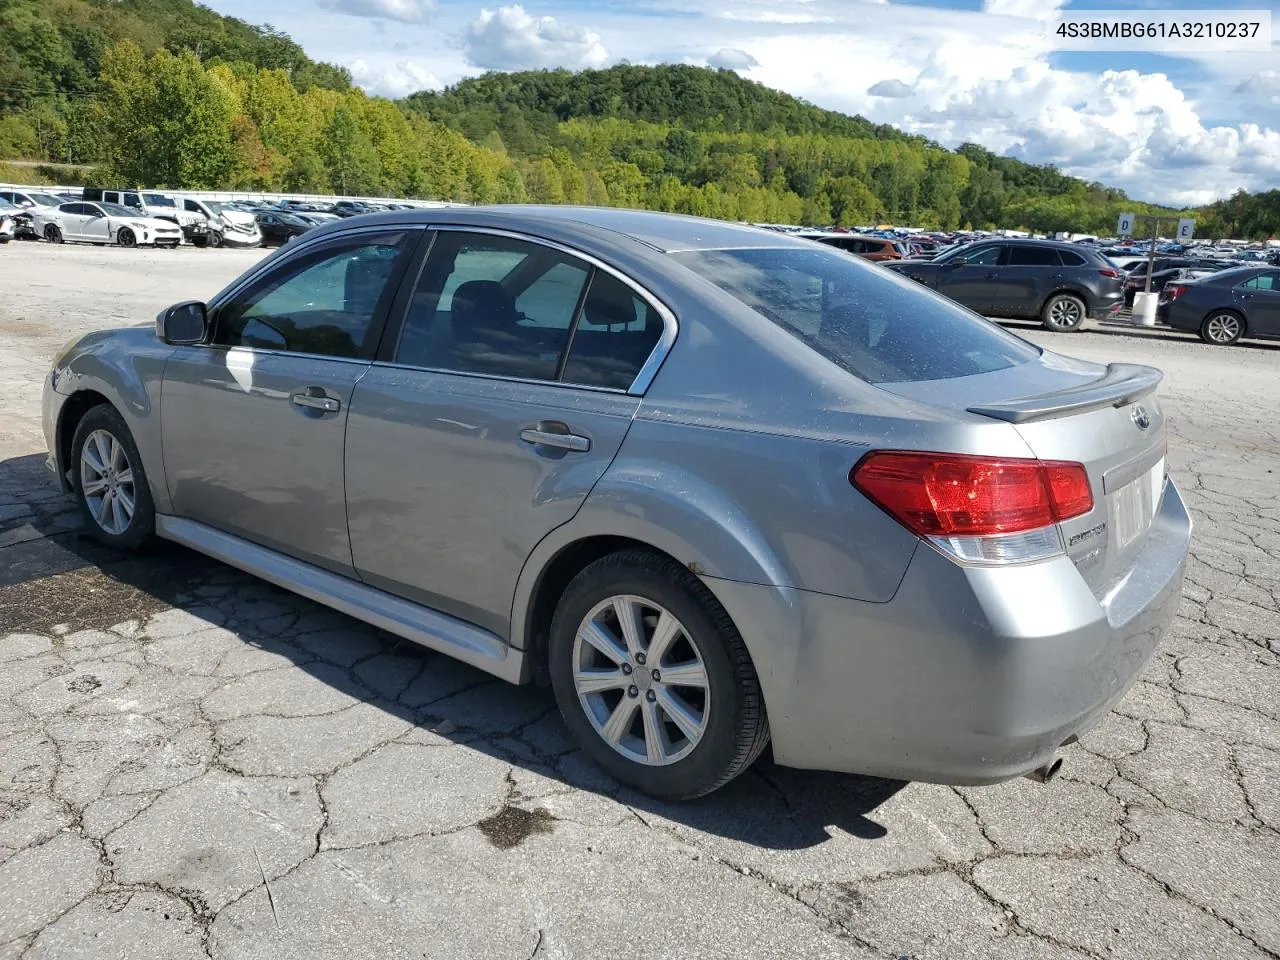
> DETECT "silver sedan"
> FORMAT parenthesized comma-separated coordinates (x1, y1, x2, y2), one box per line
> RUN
(43, 206, 1191, 797)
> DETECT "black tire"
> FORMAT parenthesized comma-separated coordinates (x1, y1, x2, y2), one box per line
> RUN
(70, 404, 155, 550)
(1041, 293, 1086, 331)
(117, 228, 136, 248)
(1199, 310, 1244, 346)
(209, 231, 224, 248)
(548, 550, 770, 799)
(44, 224, 62, 243)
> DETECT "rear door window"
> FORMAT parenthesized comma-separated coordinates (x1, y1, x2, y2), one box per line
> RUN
(395, 232, 589, 381)
(674, 246, 1040, 384)
(1057, 250, 1087, 266)
(1240, 272, 1279, 291)
(1007, 246, 1060, 266)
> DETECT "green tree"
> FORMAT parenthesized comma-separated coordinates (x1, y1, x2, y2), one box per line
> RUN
(323, 100, 381, 194)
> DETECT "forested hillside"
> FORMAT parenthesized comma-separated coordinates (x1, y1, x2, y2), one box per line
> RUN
(0, 0, 1273, 236)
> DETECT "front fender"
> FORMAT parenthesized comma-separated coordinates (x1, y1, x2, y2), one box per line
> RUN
(53, 327, 175, 513)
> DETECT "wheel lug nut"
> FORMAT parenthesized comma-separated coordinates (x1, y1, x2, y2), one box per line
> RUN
(628, 685, 639, 698)
(645, 690, 656, 703)
(651, 669, 661, 682)
(621, 663, 632, 675)
(635, 652, 646, 665)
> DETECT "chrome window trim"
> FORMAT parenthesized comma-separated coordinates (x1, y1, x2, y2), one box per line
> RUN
(368, 359, 630, 395)
(396, 224, 677, 396)
(194, 343, 372, 366)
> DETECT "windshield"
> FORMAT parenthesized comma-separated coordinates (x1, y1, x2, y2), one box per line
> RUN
(203, 201, 228, 214)
(142, 194, 175, 207)
(97, 202, 140, 217)
(28, 193, 64, 207)
(674, 246, 1040, 384)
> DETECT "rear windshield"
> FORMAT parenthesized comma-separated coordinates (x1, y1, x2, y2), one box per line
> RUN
(673, 246, 1040, 384)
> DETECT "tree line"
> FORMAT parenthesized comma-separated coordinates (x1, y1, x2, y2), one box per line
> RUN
(0, 0, 1273, 237)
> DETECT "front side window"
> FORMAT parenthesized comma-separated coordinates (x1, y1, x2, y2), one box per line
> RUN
(955, 245, 1003, 266)
(1241, 272, 1279, 291)
(396, 232, 589, 381)
(214, 234, 407, 358)
(674, 245, 1039, 384)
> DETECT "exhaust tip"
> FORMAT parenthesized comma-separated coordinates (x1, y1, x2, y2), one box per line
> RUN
(1024, 757, 1063, 784)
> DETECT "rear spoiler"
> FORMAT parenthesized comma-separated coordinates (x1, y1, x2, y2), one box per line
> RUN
(967, 363, 1163, 424)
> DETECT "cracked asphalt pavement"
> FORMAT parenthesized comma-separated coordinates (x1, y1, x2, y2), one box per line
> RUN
(1, 242, 1278, 959)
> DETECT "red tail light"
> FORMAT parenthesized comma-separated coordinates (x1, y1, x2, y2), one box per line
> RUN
(1164, 284, 1188, 301)
(1099, 268, 1121, 278)
(851, 452, 1093, 538)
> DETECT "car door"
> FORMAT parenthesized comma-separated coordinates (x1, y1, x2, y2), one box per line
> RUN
(345, 229, 666, 638)
(999, 244, 1061, 317)
(80, 204, 112, 243)
(57, 203, 92, 241)
(934, 244, 1005, 314)
(1235, 271, 1280, 337)
(161, 228, 421, 574)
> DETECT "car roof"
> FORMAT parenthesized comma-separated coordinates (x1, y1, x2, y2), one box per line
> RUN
(417, 205, 807, 253)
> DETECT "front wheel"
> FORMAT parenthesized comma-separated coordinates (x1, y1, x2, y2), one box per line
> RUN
(1200, 311, 1244, 345)
(71, 405, 155, 549)
(116, 227, 136, 248)
(548, 550, 769, 799)
(1042, 293, 1086, 331)
(209, 231, 224, 248)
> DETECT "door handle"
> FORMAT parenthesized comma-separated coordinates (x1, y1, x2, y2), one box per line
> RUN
(1239, 293, 1254, 300)
(520, 427, 590, 452)
(291, 393, 340, 413)
(984, 272, 999, 279)
(1049, 273, 1064, 279)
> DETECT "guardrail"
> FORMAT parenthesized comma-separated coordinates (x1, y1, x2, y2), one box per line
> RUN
(0, 182, 469, 208)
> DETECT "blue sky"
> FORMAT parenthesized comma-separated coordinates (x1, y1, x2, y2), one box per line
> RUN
(201, 0, 1280, 204)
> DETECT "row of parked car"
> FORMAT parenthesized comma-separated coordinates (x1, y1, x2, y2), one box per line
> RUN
(0, 187, 435, 251)
(793, 231, 1280, 346)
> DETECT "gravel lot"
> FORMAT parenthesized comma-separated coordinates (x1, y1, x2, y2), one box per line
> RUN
(1, 241, 1278, 960)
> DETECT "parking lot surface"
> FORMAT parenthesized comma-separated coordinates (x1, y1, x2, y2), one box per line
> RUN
(1, 242, 1277, 959)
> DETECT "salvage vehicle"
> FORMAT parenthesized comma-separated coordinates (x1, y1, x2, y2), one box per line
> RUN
(43, 207, 1191, 798)
(180, 198, 262, 248)
(33, 201, 183, 247)
(0, 197, 16, 243)
(0, 188, 63, 238)
(887, 238, 1124, 330)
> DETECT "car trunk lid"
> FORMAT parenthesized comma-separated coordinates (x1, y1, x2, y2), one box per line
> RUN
(880, 353, 1167, 593)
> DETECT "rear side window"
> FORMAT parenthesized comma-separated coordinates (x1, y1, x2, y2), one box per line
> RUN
(1240, 272, 1279, 291)
(1007, 246, 1060, 266)
(674, 246, 1039, 384)
(1057, 250, 1087, 266)
(561, 271, 663, 390)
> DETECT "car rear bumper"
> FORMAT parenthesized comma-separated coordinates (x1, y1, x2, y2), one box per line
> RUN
(1090, 294, 1125, 320)
(705, 478, 1191, 784)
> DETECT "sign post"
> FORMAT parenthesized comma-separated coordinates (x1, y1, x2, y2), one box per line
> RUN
(1122, 214, 1193, 327)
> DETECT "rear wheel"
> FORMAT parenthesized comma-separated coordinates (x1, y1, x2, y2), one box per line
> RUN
(1042, 293, 1086, 331)
(44, 224, 62, 243)
(117, 228, 136, 248)
(548, 550, 769, 799)
(71, 405, 154, 549)
(1200, 311, 1244, 345)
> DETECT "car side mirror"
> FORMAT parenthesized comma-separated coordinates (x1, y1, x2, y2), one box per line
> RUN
(948, 257, 967, 267)
(157, 301, 208, 345)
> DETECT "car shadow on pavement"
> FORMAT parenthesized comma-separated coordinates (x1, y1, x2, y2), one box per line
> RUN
(1, 449, 906, 851)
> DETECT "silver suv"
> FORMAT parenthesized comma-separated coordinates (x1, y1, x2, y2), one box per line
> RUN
(43, 207, 1191, 798)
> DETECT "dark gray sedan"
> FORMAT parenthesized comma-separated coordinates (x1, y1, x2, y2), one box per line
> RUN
(1159, 265, 1280, 345)
(43, 206, 1190, 797)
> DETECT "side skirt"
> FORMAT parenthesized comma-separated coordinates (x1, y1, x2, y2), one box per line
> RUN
(155, 515, 528, 684)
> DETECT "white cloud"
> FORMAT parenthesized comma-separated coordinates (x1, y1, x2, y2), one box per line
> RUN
(348, 58, 442, 97)
(463, 5, 609, 71)
(708, 48, 759, 70)
(1235, 70, 1280, 105)
(866, 78, 912, 98)
(316, 0, 434, 23)
(981, 0, 1067, 18)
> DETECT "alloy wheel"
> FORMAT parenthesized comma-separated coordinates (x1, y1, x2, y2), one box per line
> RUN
(1204, 313, 1241, 343)
(79, 429, 136, 536)
(573, 595, 711, 766)
(1048, 298, 1082, 328)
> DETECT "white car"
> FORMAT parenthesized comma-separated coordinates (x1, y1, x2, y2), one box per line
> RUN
(0, 188, 65, 238)
(181, 198, 262, 248)
(35, 201, 183, 248)
(0, 198, 17, 243)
